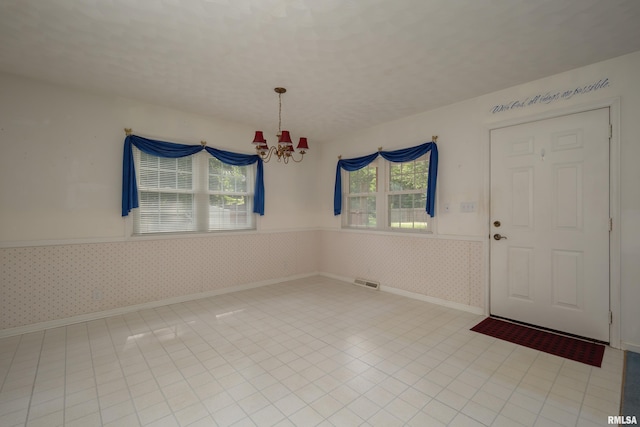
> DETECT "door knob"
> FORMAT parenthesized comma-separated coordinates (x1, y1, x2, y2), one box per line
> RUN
(493, 233, 508, 240)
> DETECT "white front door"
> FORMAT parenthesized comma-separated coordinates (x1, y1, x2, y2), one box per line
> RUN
(490, 108, 610, 342)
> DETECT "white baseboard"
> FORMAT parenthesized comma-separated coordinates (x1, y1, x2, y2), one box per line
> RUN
(0, 273, 317, 339)
(382, 286, 484, 315)
(319, 272, 484, 315)
(622, 341, 640, 354)
(0, 271, 484, 338)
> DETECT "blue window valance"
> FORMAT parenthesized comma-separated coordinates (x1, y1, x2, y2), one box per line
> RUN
(334, 141, 438, 216)
(122, 134, 264, 217)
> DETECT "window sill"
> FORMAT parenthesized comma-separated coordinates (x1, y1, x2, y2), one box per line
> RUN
(130, 228, 257, 241)
(341, 226, 433, 235)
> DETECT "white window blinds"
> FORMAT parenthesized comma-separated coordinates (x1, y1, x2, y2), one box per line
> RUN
(133, 149, 254, 234)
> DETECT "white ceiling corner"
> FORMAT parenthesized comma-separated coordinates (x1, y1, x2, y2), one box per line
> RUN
(1, 0, 640, 142)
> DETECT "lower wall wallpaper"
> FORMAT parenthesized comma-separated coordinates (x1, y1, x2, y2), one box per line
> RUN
(319, 231, 484, 309)
(0, 230, 483, 331)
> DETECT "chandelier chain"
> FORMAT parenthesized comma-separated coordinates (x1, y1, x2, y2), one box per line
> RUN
(278, 93, 282, 136)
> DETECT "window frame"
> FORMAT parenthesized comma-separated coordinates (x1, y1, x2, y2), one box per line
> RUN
(206, 156, 255, 232)
(342, 160, 379, 229)
(133, 148, 256, 235)
(342, 154, 434, 233)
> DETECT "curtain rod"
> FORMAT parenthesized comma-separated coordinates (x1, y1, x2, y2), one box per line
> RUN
(338, 135, 438, 159)
(124, 128, 207, 146)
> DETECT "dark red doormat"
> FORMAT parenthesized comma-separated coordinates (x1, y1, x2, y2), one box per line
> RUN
(471, 317, 605, 367)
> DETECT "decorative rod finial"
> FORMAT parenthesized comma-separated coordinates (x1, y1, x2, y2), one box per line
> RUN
(124, 128, 132, 136)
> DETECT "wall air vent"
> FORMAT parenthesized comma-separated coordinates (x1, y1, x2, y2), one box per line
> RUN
(354, 278, 380, 290)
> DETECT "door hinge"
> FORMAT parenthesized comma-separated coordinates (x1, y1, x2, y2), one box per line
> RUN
(610, 124, 613, 139)
(609, 311, 613, 325)
(609, 217, 613, 232)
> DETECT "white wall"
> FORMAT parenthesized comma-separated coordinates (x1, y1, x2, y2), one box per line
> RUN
(318, 51, 640, 351)
(0, 73, 321, 332)
(0, 73, 319, 243)
(1, 51, 639, 351)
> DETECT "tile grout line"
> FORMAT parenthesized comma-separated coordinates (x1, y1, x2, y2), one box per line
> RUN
(61, 326, 67, 427)
(103, 316, 140, 426)
(0, 335, 21, 400)
(23, 331, 45, 426)
(163, 300, 256, 424)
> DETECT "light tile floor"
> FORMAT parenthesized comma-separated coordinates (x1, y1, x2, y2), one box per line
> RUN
(0, 276, 624, 426)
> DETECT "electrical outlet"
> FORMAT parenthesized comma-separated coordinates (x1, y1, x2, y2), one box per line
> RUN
(460, 201, 477, 213)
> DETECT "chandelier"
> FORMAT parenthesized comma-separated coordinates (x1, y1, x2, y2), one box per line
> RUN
(252, 87, 309, 163)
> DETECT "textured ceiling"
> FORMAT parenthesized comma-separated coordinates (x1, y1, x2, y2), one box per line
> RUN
(1, 0, 640, 143)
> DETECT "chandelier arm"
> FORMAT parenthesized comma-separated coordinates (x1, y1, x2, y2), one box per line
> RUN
(258, 146, 278, 163)
(269, 146, 279, 162)
(290, 151, 305, 163)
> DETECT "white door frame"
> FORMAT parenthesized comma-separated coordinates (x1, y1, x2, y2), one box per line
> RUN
(483, 97, 621, 348)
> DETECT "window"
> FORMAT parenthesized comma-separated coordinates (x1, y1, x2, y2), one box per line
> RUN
(208, 157, 253, 231)
(134, 149, 255, 234)
(388, 156, 430, 230)
(345, 163, 378, 228)
(343, 155, 432, 232)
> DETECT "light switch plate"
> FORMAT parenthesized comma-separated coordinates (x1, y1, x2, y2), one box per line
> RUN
(460, 201, 476, 213)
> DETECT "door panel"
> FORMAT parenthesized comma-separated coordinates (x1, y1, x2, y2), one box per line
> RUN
(511, 168, 533, 228)
(490, 108, 610, 342)
(507, 246, 534, 300)
(551, 249, 583, 309)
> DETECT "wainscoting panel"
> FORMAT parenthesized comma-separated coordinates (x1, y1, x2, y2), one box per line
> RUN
(1, 230, 482, 332)
(0, 230, 320, 330)
(319, 231, 484, 309)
